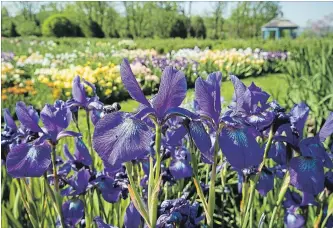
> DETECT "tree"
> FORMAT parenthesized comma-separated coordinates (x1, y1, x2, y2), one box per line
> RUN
(190, 16, 206, 38)
(170, 16, 187, 38)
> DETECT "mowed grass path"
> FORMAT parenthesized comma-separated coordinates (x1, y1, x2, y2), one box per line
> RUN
(120, 73, 289, 112)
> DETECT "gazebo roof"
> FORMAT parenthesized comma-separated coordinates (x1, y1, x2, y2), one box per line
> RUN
(262, 18, 299, 29)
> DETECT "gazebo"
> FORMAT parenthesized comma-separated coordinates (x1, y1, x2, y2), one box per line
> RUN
(262, 18, 299, 40)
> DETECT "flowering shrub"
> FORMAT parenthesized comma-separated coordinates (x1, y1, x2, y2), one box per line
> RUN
(2, 58, 332, 228)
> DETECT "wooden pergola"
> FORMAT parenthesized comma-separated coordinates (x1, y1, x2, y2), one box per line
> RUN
(262, 18, 299, 40)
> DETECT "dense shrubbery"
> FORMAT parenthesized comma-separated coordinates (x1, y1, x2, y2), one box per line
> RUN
(42, 14, 77, 37)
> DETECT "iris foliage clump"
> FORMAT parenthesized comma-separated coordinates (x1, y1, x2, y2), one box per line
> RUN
(2, 58, 333, 228)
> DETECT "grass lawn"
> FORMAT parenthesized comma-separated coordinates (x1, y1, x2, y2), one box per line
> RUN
(119, 73, 289, 112)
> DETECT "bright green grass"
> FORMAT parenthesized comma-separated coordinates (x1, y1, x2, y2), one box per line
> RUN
(119, 73, 288, 112)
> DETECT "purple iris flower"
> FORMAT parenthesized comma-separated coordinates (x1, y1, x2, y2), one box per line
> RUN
(284, 209, 305, 228)
(228, 75, 274, 131)
(124, 202, 141, 228)
(274, 102, 310, 148)
(6, 101, 80, 177)
(63, 137, 92, 170)
(93, 174, 122, 203)
(169, 147, 193, 180)
(194, 73, 264, 168)
(60, 199, 85, 227)
(67, 75, 104, 125)
(297, 112, 333, 168)
(157, 198, 203, 228)
(93, 59, 210, 167)
(61, 168, 91, 196)
(94, 217, 117, 228)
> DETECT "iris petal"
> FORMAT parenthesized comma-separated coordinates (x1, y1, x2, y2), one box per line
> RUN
(289, 156, 324, 195)
(93, 112, 153, 166)
(6, 142, 51, 177)
(219, 125, 263, 169)
(152, 66, 187, 118)
(120, 59, 151, 107)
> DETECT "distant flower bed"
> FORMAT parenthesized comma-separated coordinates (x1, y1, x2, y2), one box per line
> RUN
(1, 44, 288, 111)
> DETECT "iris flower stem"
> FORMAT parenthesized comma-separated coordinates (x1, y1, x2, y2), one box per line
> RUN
(125, 162, 151, 227)
(242, 124, 275, 228)
(190, 140, 211, 224)
(51, 144, 65, 228)
(85, 110, 95, 170)
(207, 140, 219, 228)
(149, 123, 162, 227)
(268, 170, 290, 228)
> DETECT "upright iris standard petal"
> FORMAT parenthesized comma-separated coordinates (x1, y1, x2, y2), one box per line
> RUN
(40, 103, 72, 141)
(230, 75, 247, 112)
(268, 141, 287, 165)
(124, 202, 141, 228)
(16, 101, 42, 132)
(218, 125, 263, 169)
(93, 112, 153, 166)
(6, 142, 51, 177)
(152, 66, 187, 118)
(299, 137, 333, 168)
(72, 76, 87, 105)
(206, 72, 222, 116)
(3, 108, 17, 131)
(62, 199, 84, 226)
(195, 74, 221, 124)
(120, 59, 151, 107)
(289, 156, 325, 195)
(318, 112, 333, 142)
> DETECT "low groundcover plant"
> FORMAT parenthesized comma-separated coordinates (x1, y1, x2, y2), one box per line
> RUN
(2, 58, 333, 228)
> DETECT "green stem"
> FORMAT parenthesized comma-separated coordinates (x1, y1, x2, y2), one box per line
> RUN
(86, 110, 95, 170)
(268, 171, 290, 228)
(190, 140, 211, 224)
(51, 144, 65, 228)
(242, 124, 275, 228)
(125, 162, 151, 227)
(207, 140, 219, 228)
(149, 123, 162, 227)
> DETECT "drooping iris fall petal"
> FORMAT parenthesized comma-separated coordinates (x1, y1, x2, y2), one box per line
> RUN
(218, 125, 263, 169)
(289, 156, 325, 195)
(124, 202, 141, 228)
(93, 112, 153, 166)
(6, 141, 51, 177)
(62, 199, 85, 227)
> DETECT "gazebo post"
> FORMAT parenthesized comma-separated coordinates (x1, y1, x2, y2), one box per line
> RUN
(275, 28, 280, 39)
